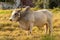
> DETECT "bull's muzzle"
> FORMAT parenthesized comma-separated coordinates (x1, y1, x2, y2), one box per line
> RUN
(9, 19, 12, 21)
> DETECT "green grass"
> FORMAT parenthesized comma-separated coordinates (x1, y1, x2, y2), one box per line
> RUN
(0, 10, 12, 14)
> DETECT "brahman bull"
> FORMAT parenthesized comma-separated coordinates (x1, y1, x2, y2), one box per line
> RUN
(9, 6, 53, 35)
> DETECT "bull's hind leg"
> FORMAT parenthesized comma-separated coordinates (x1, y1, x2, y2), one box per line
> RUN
(45, 23, 49, 35)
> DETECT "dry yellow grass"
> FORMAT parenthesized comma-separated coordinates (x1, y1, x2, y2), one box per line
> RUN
(0, 9, 60, 40)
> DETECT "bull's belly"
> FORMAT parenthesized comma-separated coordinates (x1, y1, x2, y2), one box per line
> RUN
(34, 20, 47, 27)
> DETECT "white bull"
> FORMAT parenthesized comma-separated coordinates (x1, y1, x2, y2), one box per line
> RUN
(9, 6, 53, 35)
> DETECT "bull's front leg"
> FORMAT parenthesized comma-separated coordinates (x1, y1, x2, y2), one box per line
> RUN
(29, 22, 34, 35)
(28, 14, 34, 35)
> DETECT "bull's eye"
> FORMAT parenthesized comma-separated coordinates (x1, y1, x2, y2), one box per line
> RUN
(15, 13, 17, 15)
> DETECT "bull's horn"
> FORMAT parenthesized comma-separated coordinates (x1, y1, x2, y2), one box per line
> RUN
(25, 6, 30, 11)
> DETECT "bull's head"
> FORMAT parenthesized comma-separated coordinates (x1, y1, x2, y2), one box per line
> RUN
(9, 6, 30, 21)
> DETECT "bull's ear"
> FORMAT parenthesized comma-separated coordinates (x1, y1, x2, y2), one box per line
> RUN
(24, 6, 30, 11)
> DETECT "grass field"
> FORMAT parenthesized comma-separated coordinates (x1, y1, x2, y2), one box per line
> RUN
(0, 8, 60, 40)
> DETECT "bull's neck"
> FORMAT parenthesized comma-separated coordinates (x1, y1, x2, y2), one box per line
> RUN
(17, 14, 28, 22)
